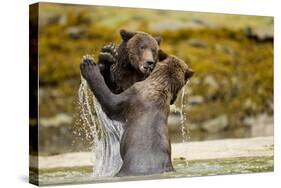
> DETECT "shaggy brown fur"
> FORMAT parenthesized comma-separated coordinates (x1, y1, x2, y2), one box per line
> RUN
(80, 50, 194, 176)
(98, 29, 162, 94)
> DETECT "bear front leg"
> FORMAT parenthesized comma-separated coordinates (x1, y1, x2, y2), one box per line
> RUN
(98, 43, 118, 71)
(80, 55, 99, 82)
(80, 55, 127, 121)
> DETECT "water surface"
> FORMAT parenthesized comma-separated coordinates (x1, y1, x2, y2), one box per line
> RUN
(31, 156, 273, 186)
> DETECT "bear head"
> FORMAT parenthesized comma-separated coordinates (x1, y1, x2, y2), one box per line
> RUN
(154, 50, 194, 104)
(120, 29, 162, 77)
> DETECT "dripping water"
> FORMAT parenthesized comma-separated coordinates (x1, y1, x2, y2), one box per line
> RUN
(78, 77, 123, 177)
(77, 77, 190, 176)
(179, 84, 190, 143)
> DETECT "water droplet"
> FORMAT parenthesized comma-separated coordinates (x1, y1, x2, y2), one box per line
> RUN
(180, 85, 190, 143)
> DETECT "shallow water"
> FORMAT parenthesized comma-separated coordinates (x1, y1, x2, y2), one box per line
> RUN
(76, 78, 190, 177)
(31, 156, 273, 186)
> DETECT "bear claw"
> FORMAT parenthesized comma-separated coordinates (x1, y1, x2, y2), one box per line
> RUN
(101, 43, 118, 58)
(82, 54, 95, 65)
(99, 43, 118, 65)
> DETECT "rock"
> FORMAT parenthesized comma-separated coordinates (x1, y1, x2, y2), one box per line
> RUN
(243, 116, 255, 127)
(188, 123, 200, 131)
(150, 18, 214, 31)
(203, 75, 219, 89)
(40, 113, 73, 127)
(243, 113, 273, 137)
(215, 44, 234, 55)
(188, 39, 208, 48)
(267, 99, 273, 112)
(231, 76, 239, 85)
(203, 75, 219, 98)
(188, 95, 204, 105)
(243, 98, 257, 111)
(39, 14, 67, 28)
(66, 26, 85, 39)
(190, 77, 200, 85)
(202, 115, 228, 133)
(245, 26, 273, 42)
(187, 18, 214, 28)
(149, 20, 186, 31)
(48, 14, 66, 25)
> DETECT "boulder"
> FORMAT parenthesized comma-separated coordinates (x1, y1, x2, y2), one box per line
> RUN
(202, 115, 228, 133)
(149, 20, 186, 31)
(187, 18, 215, 28)
(245, 26, 273, 42)
(243, 113, 273, 137)
(203, 75, 219, 99)
(66, 26, 85, 39)
(188, 95, 204, 105)
(188, 39, 208, 48)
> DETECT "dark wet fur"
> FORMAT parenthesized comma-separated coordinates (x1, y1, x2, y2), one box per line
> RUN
(98, 29, 161, 94)
(80, 51, 193, 176)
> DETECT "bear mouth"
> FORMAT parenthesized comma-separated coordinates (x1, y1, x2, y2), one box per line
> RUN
(140, 65, 153, 76)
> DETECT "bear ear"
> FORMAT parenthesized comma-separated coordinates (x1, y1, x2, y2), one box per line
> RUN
(158, 49, 168, 61)
(185, 68, 194, 80)
(120, 29, 136, 41)
(154, 36, 162, 45)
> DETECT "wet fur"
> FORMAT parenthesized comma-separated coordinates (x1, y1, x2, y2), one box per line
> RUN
(98, 29, 161, 94)
(80, 52, 193, 176)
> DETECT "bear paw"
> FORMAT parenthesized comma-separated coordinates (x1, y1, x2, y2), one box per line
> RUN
(80, 54, 98, 81)
(99, 43, 118, 65)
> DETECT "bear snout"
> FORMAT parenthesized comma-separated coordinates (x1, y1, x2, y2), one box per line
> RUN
(143, 60, 155, 71)
(145, 60, 155, 66)
(139, 64, 153, 76)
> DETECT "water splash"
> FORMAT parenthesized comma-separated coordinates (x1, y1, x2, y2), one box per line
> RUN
(78, 77, 123, 177)
(77, 76, 190, 176)
(179, 84, 190, 143)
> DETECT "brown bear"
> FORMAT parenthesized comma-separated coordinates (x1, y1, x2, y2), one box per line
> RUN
(80, 50, 194, 176)
(98, 29, 162, 94)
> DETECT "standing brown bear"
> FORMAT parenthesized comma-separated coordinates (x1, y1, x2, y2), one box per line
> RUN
(98, 29, 162, 94)
(80, 50, 194, 176)
(89, 29, 162, 176)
